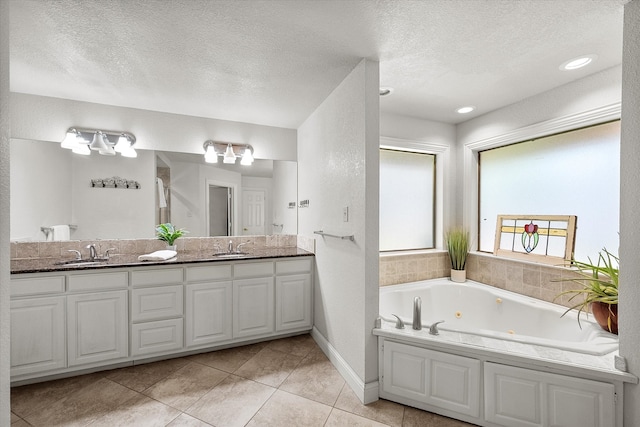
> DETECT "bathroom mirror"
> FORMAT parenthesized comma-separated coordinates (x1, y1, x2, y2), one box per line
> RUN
(9, 139, 298, 241)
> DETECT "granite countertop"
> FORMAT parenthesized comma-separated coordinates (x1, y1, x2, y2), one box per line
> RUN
(11, 247, 314, 274)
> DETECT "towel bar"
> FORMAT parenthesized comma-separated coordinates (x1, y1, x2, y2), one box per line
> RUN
(313, 230, 355, 241)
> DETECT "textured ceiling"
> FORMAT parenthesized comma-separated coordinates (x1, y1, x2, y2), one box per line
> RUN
(9, 0, 625, 128)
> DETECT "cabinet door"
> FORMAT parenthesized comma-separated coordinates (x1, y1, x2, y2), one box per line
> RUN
(484, 362, 615, 427)
(381, 340, 480, 417)
(185, 281, 232, 347)
(67, 290, 128, 366)
(233, 277, 274, 339)
(275, 274, 311, 332)
(11, 296, 66, 376)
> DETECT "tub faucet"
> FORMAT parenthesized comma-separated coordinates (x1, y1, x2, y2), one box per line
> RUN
(391, 314, 405, 329)
(413, 296, 422, 330)
(429, 320, 445, 336)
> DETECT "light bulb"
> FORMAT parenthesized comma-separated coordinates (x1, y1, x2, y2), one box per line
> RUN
(121, 146, 137, 158)
(114, 134, 129, 153)
(223, 144, 236, 164)
(204, 145, 218, 163)
(61, 129, 78, 149)
(89, 131, 108, 151)
(240, 147, 254, 165)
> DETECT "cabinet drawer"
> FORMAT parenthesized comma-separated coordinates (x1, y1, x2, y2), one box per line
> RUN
(276, 258, 313, 275)
(67, 271, 128, 292)
(131, 268, 183, 287)
(11, 275, 65, 297)
(234, 261, 274, 278)
(131, 318, 184, 357)
(131, 285, 183, 322)
(186, 264, 232, 282)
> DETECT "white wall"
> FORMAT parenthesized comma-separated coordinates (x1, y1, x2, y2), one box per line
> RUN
(71, 150, 156, 240)
(272, 161, 298, 235)
(298, 59, 379, 402)
(0, 0, 10, 422)
(10, 93, 297, 161)
(10, 140, 72, 241)
(620, 1, 640, 424)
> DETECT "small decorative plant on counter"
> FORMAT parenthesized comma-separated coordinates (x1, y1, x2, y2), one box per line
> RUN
(445, 227, 470, 283)
(155, 223, 188, 249)
(555, 248, 618, 334)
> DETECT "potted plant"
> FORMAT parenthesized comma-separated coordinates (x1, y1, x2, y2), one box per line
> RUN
(445, 227, 470, 283)
(155, 223, 188, 250)
(555, 248, 618, 334)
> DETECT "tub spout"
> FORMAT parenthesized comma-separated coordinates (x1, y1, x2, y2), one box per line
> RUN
(391, 314, 405, 329)
(413, 296, 422, 330)
(429, 320, 445, 335)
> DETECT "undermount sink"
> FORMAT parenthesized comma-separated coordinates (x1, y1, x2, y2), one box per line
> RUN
(55, 259, 108, 267)
(212, 252, 250, 259)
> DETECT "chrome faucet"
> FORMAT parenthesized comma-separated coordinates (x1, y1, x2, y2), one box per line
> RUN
(236, 241, 250, 253)
(228, 240, 234, 253)
(68, 249, 82, 260)
(429, 320, 445, 336)
(413, 296, 422, 330)
(86, 244, 97, 261)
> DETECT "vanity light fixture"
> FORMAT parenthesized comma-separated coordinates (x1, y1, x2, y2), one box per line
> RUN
(202, 140, 255, 165)
(60, 127, 137, 157)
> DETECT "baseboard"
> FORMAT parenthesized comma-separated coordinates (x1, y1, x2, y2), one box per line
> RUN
(310, 326, 379, 404)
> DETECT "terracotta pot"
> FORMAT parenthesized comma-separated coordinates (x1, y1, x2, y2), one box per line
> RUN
(591, 301, 618, 335)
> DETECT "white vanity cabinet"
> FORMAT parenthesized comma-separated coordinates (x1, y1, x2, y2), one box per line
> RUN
(185, 264, 233, 348)
(67, 289, 128, 366)
(10, 254, 314, 383)
(11, 296, 66, 376)
(130, 267, 184, 356)
(10, 275, 66, 376)
(66, 271, 129, 367)
(275, 259, 312, 332)
(233, 262, 275, 339)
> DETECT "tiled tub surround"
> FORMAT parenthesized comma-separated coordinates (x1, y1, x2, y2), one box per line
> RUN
(10, 234, 311, 273)
(380, 251, 585, 310)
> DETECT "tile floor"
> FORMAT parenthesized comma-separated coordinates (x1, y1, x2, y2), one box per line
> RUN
(10, 334, 476, 426)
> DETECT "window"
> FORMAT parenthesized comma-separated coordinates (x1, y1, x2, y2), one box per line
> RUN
(380, 149, 435, 251)
(478, 120, 620, 262)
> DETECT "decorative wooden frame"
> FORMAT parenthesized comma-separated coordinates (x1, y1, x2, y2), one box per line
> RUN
(493, 214, 577, 265)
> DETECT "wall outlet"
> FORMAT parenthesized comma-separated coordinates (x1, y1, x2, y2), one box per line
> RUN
(343, 207, 349, 222)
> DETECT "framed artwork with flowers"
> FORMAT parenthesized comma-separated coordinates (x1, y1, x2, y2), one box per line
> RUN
(493, 214, 577, 265)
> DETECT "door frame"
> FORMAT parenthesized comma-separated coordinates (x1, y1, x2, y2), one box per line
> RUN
(205, 179, 239, 237)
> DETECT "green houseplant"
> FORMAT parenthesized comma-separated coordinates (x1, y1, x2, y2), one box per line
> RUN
(155, 223, 188, 248)
(555, 248, 618, 334)
(445, 228, 470, 283)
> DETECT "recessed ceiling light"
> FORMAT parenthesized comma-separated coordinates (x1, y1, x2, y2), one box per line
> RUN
(560, 55, 597, 71)
(379, 87, 394, 96)
(456, 106, 475, 114)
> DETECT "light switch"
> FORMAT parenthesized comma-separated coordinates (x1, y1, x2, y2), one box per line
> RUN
(343, 207, 349, 222)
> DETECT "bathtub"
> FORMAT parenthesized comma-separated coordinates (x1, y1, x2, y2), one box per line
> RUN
(379, 278, 618, 356)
